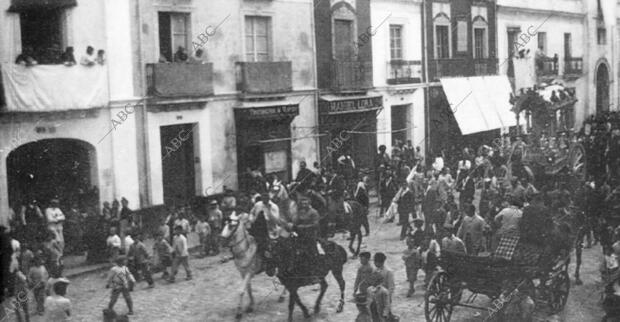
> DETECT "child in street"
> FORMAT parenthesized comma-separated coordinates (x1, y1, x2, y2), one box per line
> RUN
(13, 270, 29, 322)
(195, 215, 211, 257)
(106, 227, 121, 264)
(106, 256, 135, 315)
(153, 232, 173, 280)
(127, 232, 154, 288)
(403, 218, 425, 297)
(207, 200, 223, 255)
(43, 277, 71, 322)
(354, 293, 372, 322)
(367, 271, 391, 322)
(353, 251, 373, 297)
(28, 256, 49, 315)
(42, 231, 63, 278)
(169, 226, 192, 282)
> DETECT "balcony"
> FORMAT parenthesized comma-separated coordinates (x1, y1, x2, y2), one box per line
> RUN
(146, 63, 214, 98)
(386, 60, 422, 85)
(429, 58, 498, 80)
(536, 57, 559, 80)
(236, 61, 292, 95)
(564, 57, 583, 80)
(0, 63, 108, 112)
(329, 61, 373, 92)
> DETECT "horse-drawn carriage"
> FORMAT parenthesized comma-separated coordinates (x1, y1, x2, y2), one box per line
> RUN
(424, 250, 571, 321)
(499, 83, 586, 189)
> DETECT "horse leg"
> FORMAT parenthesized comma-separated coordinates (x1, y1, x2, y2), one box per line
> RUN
(246, 278, 254, 313)
(348, 232, 356, 255)
(314, 278, 329, 314)
(331, 267, 346, 313)
(287, 288, 296, 322)
(355, 232, 362, 256)
(292, 288, 310, 318)
(575, 234, 583, 285)
(235, 272, 250, 319)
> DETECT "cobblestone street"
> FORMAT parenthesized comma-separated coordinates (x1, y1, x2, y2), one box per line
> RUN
(3, 205, 604, 322)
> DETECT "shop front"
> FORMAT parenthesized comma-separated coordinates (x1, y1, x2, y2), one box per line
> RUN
(318, 95, 383, 170)
(234, 101, 299, 190)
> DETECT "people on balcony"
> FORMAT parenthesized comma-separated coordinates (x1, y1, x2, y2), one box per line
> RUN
(15, 46, 38, 67)
(80, 46, 96, 66)
(173, 46, 189, 63)
(96, 50, 106, 65)
(61, 47, 76, 66)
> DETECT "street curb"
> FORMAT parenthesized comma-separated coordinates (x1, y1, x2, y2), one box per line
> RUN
(64, 245, 204, 279)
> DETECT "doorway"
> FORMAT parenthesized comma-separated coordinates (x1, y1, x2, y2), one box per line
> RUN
(160, 124, 196, 207)
(391, 104, 409, 145)
(6, 138, 98, 211)
(596, 63, 610, 114)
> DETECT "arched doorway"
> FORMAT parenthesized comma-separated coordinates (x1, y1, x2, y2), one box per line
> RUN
(596, 62, 610, 114)
(6, 139, 99, 211)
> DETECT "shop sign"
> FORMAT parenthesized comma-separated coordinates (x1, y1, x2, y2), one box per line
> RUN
(319, 96, 382, 114)
(236, 104, 299, 120)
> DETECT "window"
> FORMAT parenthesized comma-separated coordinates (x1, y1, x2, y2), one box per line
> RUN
(537, 32, 547, 54)
(473, 18, 488, 59)
(598, 27, 607, 45)
(334, 19, 354, 60)
(456, 20, 468, 52)
(245, 16, 271, 62)
(389, 25, 403, 60)
(564, 33, 572, 58)
(435, 25, 450, 58)
(159, 12, 190, 62)
(19, 9, 65, 64)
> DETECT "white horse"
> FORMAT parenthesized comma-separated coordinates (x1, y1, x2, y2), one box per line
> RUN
(221, 212, 287, 320)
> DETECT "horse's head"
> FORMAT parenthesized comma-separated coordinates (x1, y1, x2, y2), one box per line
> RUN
(221, 214, 241, 244)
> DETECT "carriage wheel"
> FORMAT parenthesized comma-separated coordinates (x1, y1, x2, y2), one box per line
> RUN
(424, 272, 454, 322)
(548, 270, 570, 313)
(570, 144, 586, 183)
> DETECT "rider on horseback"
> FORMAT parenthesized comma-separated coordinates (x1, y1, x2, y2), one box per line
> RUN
(248, 191, 285, 268)
(288, 192, 325, 265)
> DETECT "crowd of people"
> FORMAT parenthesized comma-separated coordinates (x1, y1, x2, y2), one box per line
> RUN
(15, 45, 105, 67)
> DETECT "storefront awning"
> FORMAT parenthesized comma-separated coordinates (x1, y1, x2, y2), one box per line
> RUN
(234, 99, 299, 121)
(319, 95, 383, 115)
(440, 75, 515, 135)
(8, 0, 77, 12)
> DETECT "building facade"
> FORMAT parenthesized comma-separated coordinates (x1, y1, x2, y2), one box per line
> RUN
(370, 0, 426, 156)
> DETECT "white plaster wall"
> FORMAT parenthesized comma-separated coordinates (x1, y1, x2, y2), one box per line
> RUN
(370, 0, 423, 88)
(497, 0, 582, 14)
(291, 93, 319, 178)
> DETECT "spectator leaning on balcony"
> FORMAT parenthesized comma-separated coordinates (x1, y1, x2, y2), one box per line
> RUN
(173, 46, 189, 62)
(15, 46, 37, 66)
(61, 47, 76, 66)
(96, 49, 106, 65)
(80, 46, 96, 66)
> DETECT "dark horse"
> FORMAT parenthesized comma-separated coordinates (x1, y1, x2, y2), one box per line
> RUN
(270, 235, 347, 322)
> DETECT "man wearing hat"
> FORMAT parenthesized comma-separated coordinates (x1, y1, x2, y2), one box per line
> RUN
(45, 198, 65, 252)
(290, 191, 324, 258)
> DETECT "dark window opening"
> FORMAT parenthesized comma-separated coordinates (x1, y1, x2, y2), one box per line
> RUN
(19, 9, 64, 64)
(435, 25, 450, 58)
(598, 27, 607, 45)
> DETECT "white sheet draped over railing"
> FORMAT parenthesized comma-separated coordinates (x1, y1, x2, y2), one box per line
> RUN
(1, 64, 108, 111)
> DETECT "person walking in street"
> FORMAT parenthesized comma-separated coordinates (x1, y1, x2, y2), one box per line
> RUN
(355, 176, 370, 236)
(373, 252, 395, 300)
(106, 227, 121, 264)
(397, 184, 416, 240)
(28, 256, 49, 316)
(169, 226, 192, 282)
(127, 232, 154, 289)
(457, 204, 488, 255)
(119, 198, 132, 251)
(45, 198, 65, 253)
(44, 278, 71, 322)
(367, 271, 392, 322)
(42, 231, 63, 278)
(206, 200, 222, 256)
(353, 251, 373, 297)
(106, 256, 134, 315)
(153, 232, 173, 280)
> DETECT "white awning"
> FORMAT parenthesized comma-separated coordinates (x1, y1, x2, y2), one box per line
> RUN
(440, 75, 515, 135)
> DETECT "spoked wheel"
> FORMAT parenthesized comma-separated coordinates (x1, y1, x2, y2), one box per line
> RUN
(424, 272, 454, 322)
(548, 270, 570, 313)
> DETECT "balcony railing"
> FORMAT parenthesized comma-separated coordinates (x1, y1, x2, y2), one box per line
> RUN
(329, 61, 373, 91)
(429, 58, 498, 80)
(236, 61, 292, 95)
(386, 60, 422, 85)
(146, 63, 214, 98)
(564, 57, 583, 77)
(536, 57, 559, 77)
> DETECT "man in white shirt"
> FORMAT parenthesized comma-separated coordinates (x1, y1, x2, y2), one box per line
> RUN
(106, 227, 121, 262)
(169, 225, 192, 282)
(80, 46, 96, 66)
(45, 199, 65, 252)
